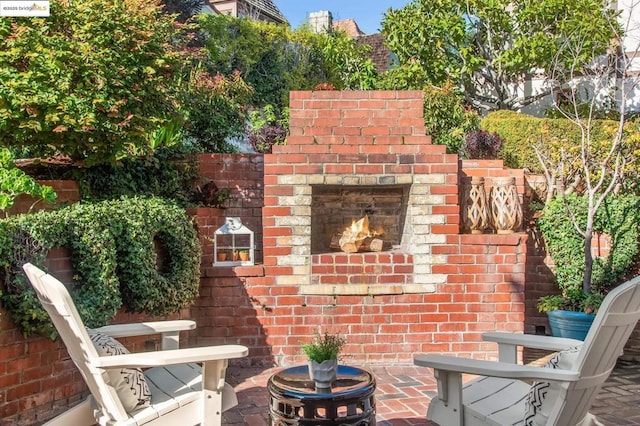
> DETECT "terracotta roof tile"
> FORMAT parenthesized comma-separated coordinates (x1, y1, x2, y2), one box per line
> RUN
(356, 33, 393, 73)
(333, 19, 366, 37)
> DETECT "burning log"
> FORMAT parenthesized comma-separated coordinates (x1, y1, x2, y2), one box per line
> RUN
(329, 233, 384, 252)
(330, 215, 384, 252)
(361, 236, 383, 252)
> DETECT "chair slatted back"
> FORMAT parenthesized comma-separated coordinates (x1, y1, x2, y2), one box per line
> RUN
(556, 275, 640, 425)
(23, 263, 129, 422)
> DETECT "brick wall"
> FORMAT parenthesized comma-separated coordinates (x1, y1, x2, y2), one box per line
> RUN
(8, 180, 80, 216)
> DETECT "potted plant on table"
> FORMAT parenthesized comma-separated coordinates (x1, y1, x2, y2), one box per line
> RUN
(301, 330, 346, 391)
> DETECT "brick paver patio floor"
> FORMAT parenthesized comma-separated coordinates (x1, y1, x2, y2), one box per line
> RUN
(223, 359, 640, 425)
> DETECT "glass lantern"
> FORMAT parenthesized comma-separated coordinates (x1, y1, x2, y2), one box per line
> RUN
(213, 217, 254, 266)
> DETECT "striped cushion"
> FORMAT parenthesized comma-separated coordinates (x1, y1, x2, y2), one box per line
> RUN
(524, 346, 581, 425)
(88, 331, 151, 412)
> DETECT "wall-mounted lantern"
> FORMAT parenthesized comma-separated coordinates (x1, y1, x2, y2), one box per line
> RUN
(213, 217, 254, 266)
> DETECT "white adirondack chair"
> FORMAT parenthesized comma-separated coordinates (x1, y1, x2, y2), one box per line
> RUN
(23, 263, 248, 426)
(415, 275, 640, 426)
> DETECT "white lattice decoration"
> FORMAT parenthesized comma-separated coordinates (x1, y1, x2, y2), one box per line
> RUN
(490, 177, 522, 234)
(461, 176, 489, 234)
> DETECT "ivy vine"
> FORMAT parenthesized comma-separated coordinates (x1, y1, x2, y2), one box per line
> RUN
(538, 194, 640, 310)
(0, 197, 201, 338)
(111, 198, 201, 315)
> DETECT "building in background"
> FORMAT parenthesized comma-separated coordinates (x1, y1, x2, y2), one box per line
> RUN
(205, 0, 287, 24)
(307, 10, 394, 74)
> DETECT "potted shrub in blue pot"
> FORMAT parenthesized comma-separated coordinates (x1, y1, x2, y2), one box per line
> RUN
(538, 289, 603, 340)
(537, 194, 640, 340)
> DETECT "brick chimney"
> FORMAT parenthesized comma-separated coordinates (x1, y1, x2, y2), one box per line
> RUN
(308, 10, 333, 34)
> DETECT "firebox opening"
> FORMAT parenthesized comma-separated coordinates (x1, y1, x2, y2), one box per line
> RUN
(311, 184, 410, 254)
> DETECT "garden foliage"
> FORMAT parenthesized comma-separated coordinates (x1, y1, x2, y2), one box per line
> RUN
(197, 14, 377, 112)
(537, 194, 640, 312)
(0, 148, 56, 215)
(74, 152, 199, 203)
(481, 110, 638, 174)
(0, 197, 201, 338)
(0, 0, 189, 164)
(381, 0, 619, 111)
(179, 67, 254, 153)
(422, 82, 480, 154)
(247, 105, 288, 154)
(461, 130, 504, 159)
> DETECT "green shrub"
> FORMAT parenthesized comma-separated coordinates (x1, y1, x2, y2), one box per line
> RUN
(0, 207, 120, 338)
(180, 68, 254, 153)
(0, 148, 57, 216)
(422, 81, 480, 154)
(537, 194, 640, 311)
(110, 198, 201, 315)
(0, 0, 189, 165)
(75, 151, 199, 204)
(481, 111, 621, 172)
(247, 105, 289, 154)
(461, 130, 504, 159)
(0, 197, 201, 338)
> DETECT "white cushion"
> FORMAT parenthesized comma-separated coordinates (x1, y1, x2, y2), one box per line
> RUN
(523, 346, 581, 425)
(88, 331, 151, 412)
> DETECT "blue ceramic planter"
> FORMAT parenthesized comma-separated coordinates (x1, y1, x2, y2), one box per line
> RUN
(547, 310, 596, 340)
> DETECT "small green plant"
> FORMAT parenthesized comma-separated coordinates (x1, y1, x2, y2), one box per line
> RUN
(301, 330, 346, 363)
(538, 289, 604, 314)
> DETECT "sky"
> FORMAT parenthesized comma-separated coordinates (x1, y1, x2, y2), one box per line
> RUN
(275, 0, 411, 35)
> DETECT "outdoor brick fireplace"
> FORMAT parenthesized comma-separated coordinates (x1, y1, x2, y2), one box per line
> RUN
(263, 90, 460, 295)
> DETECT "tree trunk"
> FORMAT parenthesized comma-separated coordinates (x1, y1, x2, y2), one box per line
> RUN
(583, 219, 595, 293)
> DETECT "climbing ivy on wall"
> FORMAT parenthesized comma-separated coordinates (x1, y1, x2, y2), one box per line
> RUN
(0, 197, 201, 338)
(538, 194, 640, 303)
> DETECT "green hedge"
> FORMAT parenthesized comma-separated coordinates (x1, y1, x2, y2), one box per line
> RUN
(481, 110, 617, 172)
(0, 197, 201, 338)
(538, 194, 640, 304)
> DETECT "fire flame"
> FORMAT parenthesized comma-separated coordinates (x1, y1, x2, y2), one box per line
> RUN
(342, 215, 383, 240)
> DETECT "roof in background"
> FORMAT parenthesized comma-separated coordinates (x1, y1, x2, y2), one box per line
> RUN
(246, 0, 287, 23)
(207, 0, 287, 24)
(333, 18, 366, 37)
(356, 33, 392, 73)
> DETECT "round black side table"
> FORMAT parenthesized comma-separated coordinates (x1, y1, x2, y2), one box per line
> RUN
(268, 364, 376, 425)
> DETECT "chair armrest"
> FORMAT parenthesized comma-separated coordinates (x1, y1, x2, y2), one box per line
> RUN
(94, 344, 249, 369)
(483, 332, 583, 350)
(414, 353, 579, 382)
(90, 320, 196, 350)
(91, 320, 196, 337)
(482, 332, 583, 363)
